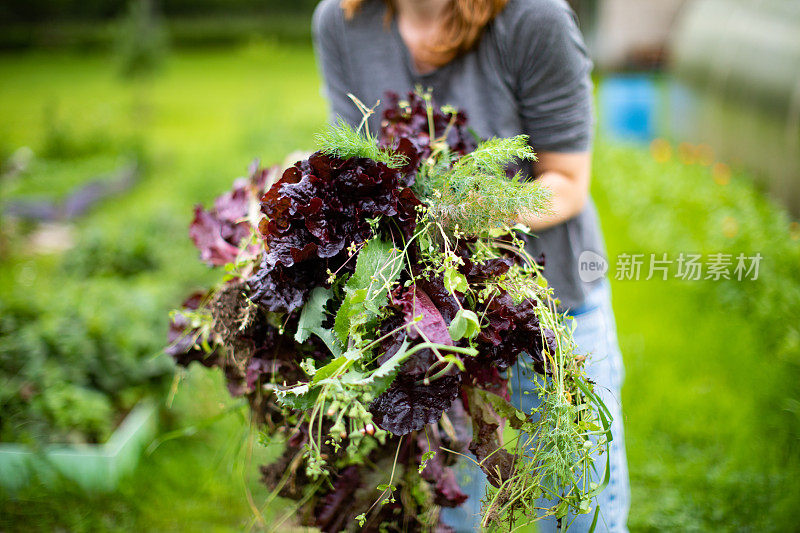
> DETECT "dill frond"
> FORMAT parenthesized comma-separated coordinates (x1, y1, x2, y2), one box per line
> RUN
(315, 119, 408, 169)
(460, 135, 535, 177)
(426, 135, 550, 235)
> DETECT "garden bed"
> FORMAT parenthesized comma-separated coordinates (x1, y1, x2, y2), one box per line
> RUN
(0, 399, 158, 492)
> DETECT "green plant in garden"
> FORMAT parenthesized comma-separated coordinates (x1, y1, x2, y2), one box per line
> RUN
(63, 220, 165, 277)
(0, 281, 174, 444)
(592, 140, 800, 531)
(0, 204, 178, 445)
(594, 141, 800, 422)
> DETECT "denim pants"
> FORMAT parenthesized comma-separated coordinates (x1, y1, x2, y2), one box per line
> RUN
(441, 280, 630, 532)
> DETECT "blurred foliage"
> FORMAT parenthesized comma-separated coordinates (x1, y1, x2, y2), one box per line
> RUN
(0, 277, 174, 444)
(0, 0, 317, 50)
(3, 154, 128, 200)
(0, 16, 313, 53)
(115, 0, 169, 79)
(0, 0, 319, 23)
(0, 199, 184, 446)
(63, 223, 162, 278)
(1, 179, 186, 445)
(592, 140, 800, 531)
(594, 139, 800, 410)
(38, 102, 145, 162)
(0, 84, 168, 445)
(0, 368, 287, 531)
(0, 43, 798, 530)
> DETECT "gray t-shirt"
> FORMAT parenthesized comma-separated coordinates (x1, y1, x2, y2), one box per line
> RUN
(312, 0, 606, 309)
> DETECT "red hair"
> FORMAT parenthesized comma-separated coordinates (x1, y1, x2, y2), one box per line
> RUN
(340, 0, 509, 67)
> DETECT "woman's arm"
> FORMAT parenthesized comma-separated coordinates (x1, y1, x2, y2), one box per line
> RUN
(518, 150, 591, 230)
(507, 2, 594, 231)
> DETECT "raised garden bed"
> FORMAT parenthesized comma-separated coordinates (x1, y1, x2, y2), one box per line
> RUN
(0, 399, 157, 493)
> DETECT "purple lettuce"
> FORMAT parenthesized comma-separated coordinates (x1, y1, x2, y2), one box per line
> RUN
(249, 152, 421, 314)
(189, 166, 277, 266)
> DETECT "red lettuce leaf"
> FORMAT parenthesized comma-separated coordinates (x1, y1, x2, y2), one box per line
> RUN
(414, 274, 460, 323)
(189, 167, 270, 267)
(247, 257, 318, 314)
(464, 387, 516, 489)
(416, 431, 468, 507)
(379, 91, 476, 161)
(250, 151, 421, 313)
(369, 373, 461, 435)
(189, 205, 243, 266)
(472, 290, 557, 374)
(395, 285, 453, 346)
(314, 466, 361, 533)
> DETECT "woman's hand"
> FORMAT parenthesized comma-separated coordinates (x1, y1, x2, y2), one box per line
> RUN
(518, 150, 591, 230)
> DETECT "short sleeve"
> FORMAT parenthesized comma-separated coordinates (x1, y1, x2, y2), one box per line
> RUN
(510, 1, 594, 152)
(312, 0, 363, 127)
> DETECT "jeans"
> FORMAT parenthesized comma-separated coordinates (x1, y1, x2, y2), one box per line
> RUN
(441, 280, 630, 532)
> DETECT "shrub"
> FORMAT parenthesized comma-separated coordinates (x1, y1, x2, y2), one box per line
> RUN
(0, 271, 174, 444)
(593, 140, 800, 438)
(63, 223, 163, 277)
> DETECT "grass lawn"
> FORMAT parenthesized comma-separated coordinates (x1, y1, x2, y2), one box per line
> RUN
(0, 44, 798, 531)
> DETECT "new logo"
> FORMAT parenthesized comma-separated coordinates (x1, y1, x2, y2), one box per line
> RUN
(578, 250, 608, 283)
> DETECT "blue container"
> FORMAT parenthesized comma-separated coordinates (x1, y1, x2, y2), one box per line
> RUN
(599, 74, 659, 143)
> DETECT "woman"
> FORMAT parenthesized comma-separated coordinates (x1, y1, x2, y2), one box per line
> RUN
(311, 0, 629, 531)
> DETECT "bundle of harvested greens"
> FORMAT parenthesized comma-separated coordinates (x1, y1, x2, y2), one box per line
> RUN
(168, 92, 612, 532)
